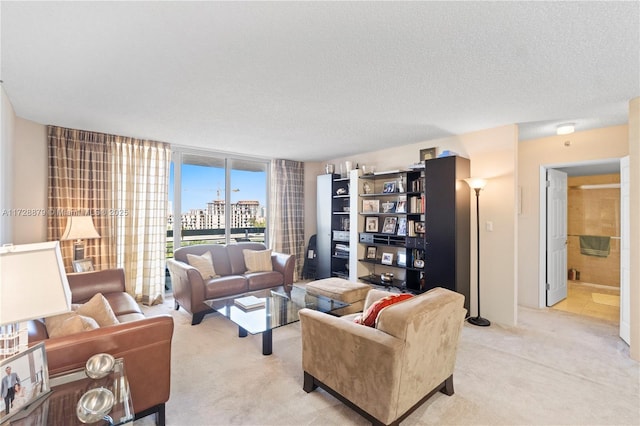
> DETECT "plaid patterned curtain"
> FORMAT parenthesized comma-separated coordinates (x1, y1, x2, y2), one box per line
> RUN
(48, 126, 116, 271)
(48, 126, 170, 305)
(111, 137, 171, 305)
(269, 159, 305, 280)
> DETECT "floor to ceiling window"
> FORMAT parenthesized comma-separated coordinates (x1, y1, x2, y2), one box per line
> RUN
(167, 150, 269, 256)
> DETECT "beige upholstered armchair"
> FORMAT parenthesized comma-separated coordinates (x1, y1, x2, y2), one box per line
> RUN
(299, 287, 466, 426)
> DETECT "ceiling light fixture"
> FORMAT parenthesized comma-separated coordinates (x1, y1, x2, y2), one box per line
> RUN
(556, 123, 575, 135)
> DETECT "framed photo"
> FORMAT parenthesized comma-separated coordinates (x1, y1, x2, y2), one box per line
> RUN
(420, 147, 437, 161)
(365, 216, 379, 233)
(382, 181, 396, 193)
(395, 199, 407, 213)
(397, 252, 407, 267)
(0, 342, 51, 424)
(415, 221, 426, 234)
(362, 199, 379, 213)
(396, 217, 407, 236)
(72, 258, 94, 273)
(366, 246, 377, 259)
(381, 216, 398, 234)
(381, 252, 394, 265)
(381, 201, 396, 213)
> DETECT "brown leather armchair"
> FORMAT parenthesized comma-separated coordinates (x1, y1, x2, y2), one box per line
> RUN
(28, 269, 174, 426)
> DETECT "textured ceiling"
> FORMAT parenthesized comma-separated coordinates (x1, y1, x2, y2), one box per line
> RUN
(1, 2, 638, 162)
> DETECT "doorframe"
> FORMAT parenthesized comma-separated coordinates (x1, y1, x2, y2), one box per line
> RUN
(538, 158, 626, 309)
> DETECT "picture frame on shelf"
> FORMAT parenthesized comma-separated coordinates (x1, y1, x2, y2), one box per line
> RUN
(381, 252, 394, 265)
(381, 216, 398, 234)
(72, 258, 94, 273)
(382, 181, 397, 193)
(415, 221, 426, 234)
(366, 246, 377, 259)
(396, 217, 407, 236)
(420, 147, 437, 161)
(0, 342, 51, 425)
(362, 199, 379, 213)
(395, 199, 407, 213)
(381, 201, 396, 213)
(397, 252, 407, 267)
(365, 216, 379, 233)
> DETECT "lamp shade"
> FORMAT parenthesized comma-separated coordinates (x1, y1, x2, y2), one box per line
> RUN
(0, 241, 72, 324)
(464, 177, 487, 190)
(60, 216, 100, 240)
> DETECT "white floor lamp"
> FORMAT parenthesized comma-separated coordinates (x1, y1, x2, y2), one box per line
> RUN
(465, 177, 491, 327)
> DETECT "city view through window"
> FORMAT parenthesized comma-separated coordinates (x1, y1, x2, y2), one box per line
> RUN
(167, 156, 268, 258)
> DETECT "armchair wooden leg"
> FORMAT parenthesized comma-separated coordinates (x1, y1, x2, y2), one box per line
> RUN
(157, 403, 166, 426)
(440, 374, 454, 396)
(303, 371, 318, 393)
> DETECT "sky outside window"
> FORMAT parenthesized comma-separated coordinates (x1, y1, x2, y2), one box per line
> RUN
(169, 163, 266, 213)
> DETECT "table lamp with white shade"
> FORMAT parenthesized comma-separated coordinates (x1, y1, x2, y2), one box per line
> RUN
(60, 216, 100, 261)
(0, 241, 72, 358)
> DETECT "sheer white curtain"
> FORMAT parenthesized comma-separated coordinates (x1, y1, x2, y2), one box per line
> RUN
(111, 138, 171, 305)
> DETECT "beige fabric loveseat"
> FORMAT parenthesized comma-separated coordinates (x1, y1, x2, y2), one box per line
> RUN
(299, 287, 466, 426)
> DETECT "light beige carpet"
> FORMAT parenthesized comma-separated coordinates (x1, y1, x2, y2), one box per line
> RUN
(137, 295, 639, 426)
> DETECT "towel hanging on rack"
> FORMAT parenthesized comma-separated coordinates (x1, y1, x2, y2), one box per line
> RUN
(579, 235, 611, 257)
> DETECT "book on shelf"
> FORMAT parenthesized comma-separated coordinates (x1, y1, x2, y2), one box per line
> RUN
(234, 295, 266, 310)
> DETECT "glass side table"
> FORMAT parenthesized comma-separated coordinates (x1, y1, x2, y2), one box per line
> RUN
(10, 358, 133, 426)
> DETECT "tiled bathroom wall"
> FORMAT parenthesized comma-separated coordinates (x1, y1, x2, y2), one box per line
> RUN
(567, 174, 620, 287)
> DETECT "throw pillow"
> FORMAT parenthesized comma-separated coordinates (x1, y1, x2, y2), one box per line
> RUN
(187, 251, 218, 279)
(243, 249, 273, 273)
(45, 311, 76, 335)
(48, 314, 99, 338)
(354, 293, 414, 327)
(76, 293, 120, 327)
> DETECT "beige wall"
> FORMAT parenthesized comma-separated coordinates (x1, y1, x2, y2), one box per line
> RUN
(12, 117, 48, 243)
(518, 125, 629, 309)
(0, 87, 16, 244)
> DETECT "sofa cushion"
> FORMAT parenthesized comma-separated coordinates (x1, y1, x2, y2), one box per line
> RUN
(204, 275, 248, 299)
(246, 271, 284, 291)
(76, 293, 120, 327)
(243, 249, 273, 273)
(187, 251, 218, 279)
(354, 293, 414, 327)
(103, 292, 145, 321)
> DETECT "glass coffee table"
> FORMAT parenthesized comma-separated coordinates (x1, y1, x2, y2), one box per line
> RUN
(205, 285, 348, 355)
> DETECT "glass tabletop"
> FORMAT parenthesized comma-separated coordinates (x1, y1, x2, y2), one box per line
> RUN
(11, 358, 134, 426)
(206, 285, 349, 334)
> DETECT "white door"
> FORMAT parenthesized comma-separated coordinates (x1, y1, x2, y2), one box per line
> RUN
(620, 156, 630, 344)
(547, 169, 568, 306)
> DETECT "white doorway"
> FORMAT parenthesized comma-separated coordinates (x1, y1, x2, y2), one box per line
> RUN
(539, 158, 628, 341)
